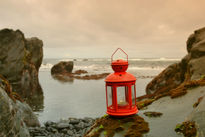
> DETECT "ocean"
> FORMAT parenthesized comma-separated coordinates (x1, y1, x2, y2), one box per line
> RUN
(36, 58, 179, 124)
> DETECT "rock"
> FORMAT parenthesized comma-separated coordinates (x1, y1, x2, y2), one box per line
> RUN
(84, 115, 149, 137)
(55, 123, 70, 129)
(0, 86, 36, 137)
(146, 26, 205, 96)
(83, 117, 94, 123)
(51, 61, 73, 75)
(189, 56, 205, 80)
(175, 121, 197, 137)
(146, 63, 182, 94)
(74, 73, 110, 80)
(29, 118, 95, 137)
(67, 130, 74, 136)
(0, 75, 40, 136)
(26, 37, 43, 71)
(143, 111, 163, 117)
(186, 95, 205, 136)
(74, 124, 83, 131)
(74, 70, 88, 75)
(44, 121, 55, 127)
(50, 128, 58, 133)
(133, 27, 205, 137)
(16, 100, 40, 127)
(51, 60, 109, 82)
(52, 74, 74, 83)
(186, 33, 196, 53)
(0, 28, 43, 110)
(61, 129, 68, 134)
(69, 118, 80, 124)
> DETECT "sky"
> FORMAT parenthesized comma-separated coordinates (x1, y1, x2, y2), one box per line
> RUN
(1, 0, 205, 59)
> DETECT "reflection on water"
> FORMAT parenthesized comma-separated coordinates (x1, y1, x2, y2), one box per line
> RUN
(25, 92, 44, 112)
(12, 81, 45, 112)
(37, 71, 108, 123)
(52, 74, 74, 83)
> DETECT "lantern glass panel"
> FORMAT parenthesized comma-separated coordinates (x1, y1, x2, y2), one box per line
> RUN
(117, 86, 129, 107)
(131, 85, 136, 106)
(107, 86, 113, 107)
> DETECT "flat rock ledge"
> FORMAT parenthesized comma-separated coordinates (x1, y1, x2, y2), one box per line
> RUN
(29, 117, 95, 137)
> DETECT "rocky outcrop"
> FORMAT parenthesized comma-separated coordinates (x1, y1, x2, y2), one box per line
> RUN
(51, 61, 73, 75)
(132, 27, 205, 137)
(141, 86, 205, 137)
(85, 115, 149, 137)
(0, 28, 43, 110)
(146, 27, 205, 95)
(0, 76, 40, 137)
(51, 61, 109, 82)
(25, 38, 43, 71)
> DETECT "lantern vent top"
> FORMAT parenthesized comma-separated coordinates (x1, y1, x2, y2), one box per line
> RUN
(111, 59, 128, 72)
(111, 48, 129, 72)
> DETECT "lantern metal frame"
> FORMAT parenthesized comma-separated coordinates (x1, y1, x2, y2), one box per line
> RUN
(105, 48, 138, 116)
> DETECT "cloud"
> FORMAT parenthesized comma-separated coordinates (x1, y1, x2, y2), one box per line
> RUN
(1, 0, 205, 58)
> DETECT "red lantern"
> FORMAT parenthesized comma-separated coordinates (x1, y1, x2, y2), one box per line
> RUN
(105, 48, 138, 116)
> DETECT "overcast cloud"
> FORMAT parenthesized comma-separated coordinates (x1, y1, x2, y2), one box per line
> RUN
(1, 0, 205, 58)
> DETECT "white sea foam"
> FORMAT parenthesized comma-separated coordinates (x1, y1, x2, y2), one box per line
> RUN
(40, 63, 53, 70)
(40, 58, 177, 73)
(129, 58, 180, 62)
(128, 66, 165, 70)
(59, 59, 73, 62)
(57, 57, 180, 62)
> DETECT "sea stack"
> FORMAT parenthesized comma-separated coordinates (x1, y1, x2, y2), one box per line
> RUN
(0, 28, 43, 108)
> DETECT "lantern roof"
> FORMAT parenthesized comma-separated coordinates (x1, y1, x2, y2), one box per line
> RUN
(105, 72, 136, 83)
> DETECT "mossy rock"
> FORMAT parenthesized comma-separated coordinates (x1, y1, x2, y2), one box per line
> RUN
(85, 115, 149, 137)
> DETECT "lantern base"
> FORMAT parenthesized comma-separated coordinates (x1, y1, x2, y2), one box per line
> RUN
(106, 106, 138, 116)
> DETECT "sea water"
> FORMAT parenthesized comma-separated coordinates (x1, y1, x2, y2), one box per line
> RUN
(36, 58, 179, 124)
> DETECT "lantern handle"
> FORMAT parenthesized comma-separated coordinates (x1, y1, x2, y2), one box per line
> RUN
(111, 48, 128, 62)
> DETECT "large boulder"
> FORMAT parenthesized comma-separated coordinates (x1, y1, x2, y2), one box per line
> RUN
(0, 28, 43, 109)
(51, 61, 73, 75)
(0, 76, 40, 137)
(146, 27, 205, 95)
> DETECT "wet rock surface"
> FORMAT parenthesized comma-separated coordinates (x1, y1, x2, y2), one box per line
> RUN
(29, 117, 95, 137)
(135, 27, 205, 137)
(0, 28, 44, 110)
(139, 86, 205, 137)
(186, 94, 205, 136)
